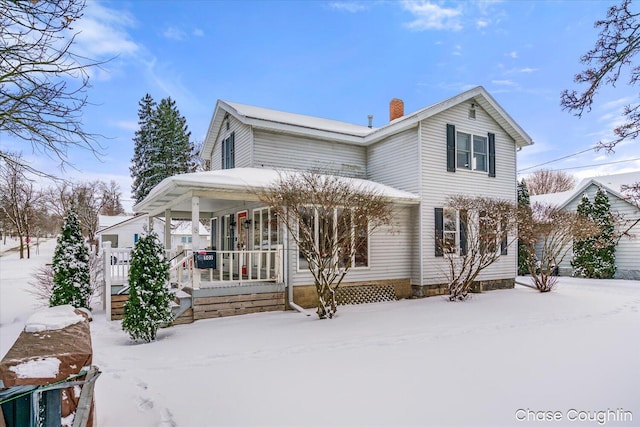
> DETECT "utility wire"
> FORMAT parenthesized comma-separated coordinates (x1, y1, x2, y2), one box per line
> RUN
(518, 146, 597, 173)
(539, 157, 640, 172)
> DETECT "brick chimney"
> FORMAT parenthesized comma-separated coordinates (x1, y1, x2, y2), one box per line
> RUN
(389, 98, 404, 121)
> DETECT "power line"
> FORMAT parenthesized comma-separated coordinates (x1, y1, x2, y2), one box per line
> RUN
(532, 157, 640, 172)
(517, 146, 597, 173)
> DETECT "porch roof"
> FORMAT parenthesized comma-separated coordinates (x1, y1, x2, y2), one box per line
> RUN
(133, 168, 420, 217)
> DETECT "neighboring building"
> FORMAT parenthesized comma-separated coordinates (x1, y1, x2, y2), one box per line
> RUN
(531, 171, 640, 279)
(97, 215, 209, 250)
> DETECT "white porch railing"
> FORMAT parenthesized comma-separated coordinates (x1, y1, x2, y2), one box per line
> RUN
(102, 242, 284, 298)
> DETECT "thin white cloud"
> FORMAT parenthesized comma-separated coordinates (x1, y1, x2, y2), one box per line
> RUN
(519, 67, 537, 73)
(328, 2, 367, 13)
(164, 26, 187, 41)
(402, 1, 462, 31)
(600, 97, 633, 111)
(476, 18, 489, 28)
(73, 2, 139, 58)
(111, 120, 139, 132)
(506, 51, 518, 59)
(452, 44, 463, 56)
(193, 28, 205, 37)
(492, 79, 518, 87)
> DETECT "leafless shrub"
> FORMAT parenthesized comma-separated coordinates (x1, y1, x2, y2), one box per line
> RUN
(260, 171, 393, 319)
(440, 196, 518, 301)
(519, 202, 601, 292)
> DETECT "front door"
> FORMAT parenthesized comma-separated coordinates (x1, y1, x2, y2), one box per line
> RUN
(237, 211, 249, 276)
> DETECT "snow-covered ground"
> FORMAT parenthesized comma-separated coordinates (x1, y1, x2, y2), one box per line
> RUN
(1, 241, 639, 426)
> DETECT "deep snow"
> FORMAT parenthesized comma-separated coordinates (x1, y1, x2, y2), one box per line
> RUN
(1, 240, 639, 426)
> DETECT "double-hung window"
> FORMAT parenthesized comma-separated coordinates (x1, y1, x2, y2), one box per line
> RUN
(457, 131, 487, 172)
(221, 132, 235, 169)
(447, 124, 495, 177)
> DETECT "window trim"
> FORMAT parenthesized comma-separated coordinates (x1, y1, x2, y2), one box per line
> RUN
(221, 132, 235, 169)
(456, 130, 488, 172)
(296, 206, 370, 272)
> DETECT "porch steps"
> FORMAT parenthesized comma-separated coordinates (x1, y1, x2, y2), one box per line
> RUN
(170, 289, 194, 325)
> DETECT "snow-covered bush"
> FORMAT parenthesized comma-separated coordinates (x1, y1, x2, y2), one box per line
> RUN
(31, 246, 102, 307)
(122, 231, 173, 342)
(49, 210, 92, 310)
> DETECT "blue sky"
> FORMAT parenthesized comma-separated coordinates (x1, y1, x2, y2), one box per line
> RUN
(5, 0, 639, 211)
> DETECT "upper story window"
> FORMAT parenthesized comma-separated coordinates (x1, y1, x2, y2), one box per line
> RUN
(446, 124, 495, 177)
(222, 132, 235, 169)
(457, 132, 487, 172)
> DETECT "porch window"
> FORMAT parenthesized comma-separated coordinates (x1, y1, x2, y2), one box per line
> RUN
(221, 132, 235, 169)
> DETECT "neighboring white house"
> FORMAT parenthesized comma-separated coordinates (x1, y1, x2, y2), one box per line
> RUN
(128, 85, 534, 316)
(531, 171, 640, 279)
(97, 215, 209, 250)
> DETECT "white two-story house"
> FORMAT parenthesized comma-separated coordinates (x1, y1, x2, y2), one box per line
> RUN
(123, 86, 533, 322)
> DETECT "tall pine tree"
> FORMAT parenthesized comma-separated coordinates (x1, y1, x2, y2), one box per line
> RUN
(50, 210, 92, 310)
(592, 187, 616, 278)
(130, 95, 197, 204)
(122, 230, 173, 342)
(131, 94, 157, 204)
(572, 194, 596, 277)
(517, 179, 533, 275)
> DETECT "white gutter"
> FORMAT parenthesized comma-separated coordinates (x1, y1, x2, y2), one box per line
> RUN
(282, 213, 311, 316)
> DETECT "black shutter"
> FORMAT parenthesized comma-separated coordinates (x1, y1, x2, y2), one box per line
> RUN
(459, 210, 467, 256)
(447, 124, 456, 172)
(488, 132, 496, 177)
(230, 132, 235, 168)
(435, 208, 444, 257)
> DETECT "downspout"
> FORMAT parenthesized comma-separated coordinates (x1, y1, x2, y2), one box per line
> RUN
(418, 120, 424, 292)
(282, 210, 311, 316)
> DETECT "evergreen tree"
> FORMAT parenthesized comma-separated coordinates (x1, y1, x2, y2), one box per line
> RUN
(122, 230, 173, 342)
(592, 187, 616, 278)
(572, 194, 596, 277)
(517, 179, 533, 275)
(130, 95, 197, 204)
(131, 94, 157, 204)
(50, 210, 92, 310)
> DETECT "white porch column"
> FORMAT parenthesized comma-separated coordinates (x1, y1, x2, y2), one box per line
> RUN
(164, 209, 172, 250)
(103, 241, 112, 321)
(192, 196, 201, 289)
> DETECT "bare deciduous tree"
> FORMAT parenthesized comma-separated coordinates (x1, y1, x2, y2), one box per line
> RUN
(0, 0, 103, 173)
(561, 0, 640, 152)
(260, 171, 393, 319)
(519, 202, 601, 292)
(621, 182, 640, 206)
(440, 196, 518, 301)
(99, 180, 125, 216)
(524, 169, 576, 195)
(0, 155, 39, 258)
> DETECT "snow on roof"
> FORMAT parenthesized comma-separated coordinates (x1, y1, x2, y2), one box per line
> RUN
(170, 220, 209, 236)
(584, 170, 640, 193)
(24, 305, 86, 333)
(9, 357, 60, 379)
(530, 170, 640, 208)
(224, 101, 375, 137)
(530, 189, 575, 207)
(98, 215, 134, 229)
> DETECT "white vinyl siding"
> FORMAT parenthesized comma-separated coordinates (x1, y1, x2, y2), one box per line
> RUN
(367, 127, 420, 193)
(420, 102, 518, 286)
(211, 116, 252, 170)
(253, 130, 366, 178)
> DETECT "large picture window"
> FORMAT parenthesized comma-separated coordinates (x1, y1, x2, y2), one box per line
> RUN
(297, 207, 369, 271)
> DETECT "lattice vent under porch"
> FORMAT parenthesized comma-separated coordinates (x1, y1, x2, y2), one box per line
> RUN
(335, 284, 397, 305)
